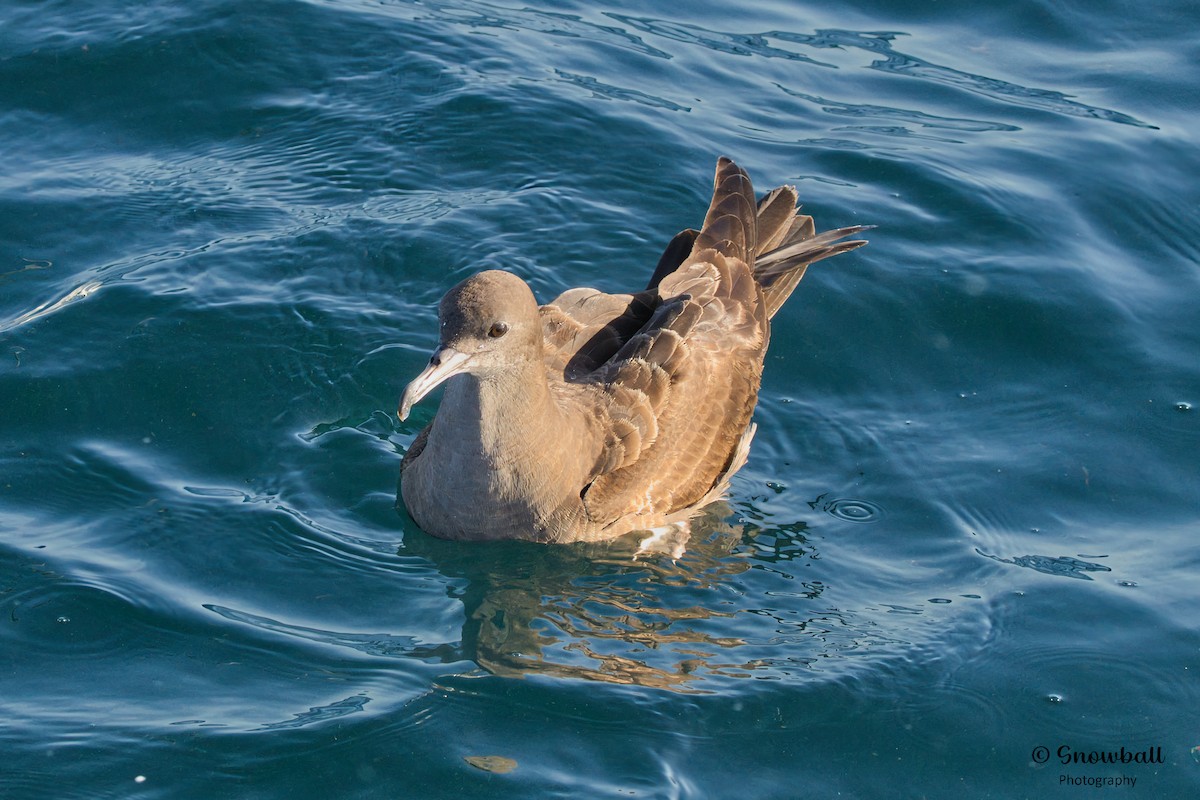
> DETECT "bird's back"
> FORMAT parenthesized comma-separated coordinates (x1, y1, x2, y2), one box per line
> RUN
(534, 158, 867, 535)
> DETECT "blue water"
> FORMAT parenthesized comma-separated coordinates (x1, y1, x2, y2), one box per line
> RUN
(3, 0, 1198, 797)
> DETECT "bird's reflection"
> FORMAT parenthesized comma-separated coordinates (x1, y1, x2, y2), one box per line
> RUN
(399, 504, 822, 692)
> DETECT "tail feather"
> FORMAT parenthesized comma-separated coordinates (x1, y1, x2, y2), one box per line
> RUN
(649, 157, 869, 317)
(693, 157, 758, 263)
(755, 224, 872, 319)
(693, 213, 748, 263)
(754, 186, 800, 254)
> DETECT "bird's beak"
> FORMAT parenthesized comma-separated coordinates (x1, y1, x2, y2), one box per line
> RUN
(398, 346, 472, 422)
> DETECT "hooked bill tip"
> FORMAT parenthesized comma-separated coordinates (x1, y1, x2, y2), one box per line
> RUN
(396, 345, 473, 425)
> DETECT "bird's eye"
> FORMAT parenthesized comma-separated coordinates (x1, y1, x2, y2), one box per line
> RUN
(487, 321, 509, 339)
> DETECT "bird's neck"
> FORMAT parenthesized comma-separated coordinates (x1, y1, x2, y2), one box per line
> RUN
(421, 358, 600, 535)
(439, 359, 559, 455)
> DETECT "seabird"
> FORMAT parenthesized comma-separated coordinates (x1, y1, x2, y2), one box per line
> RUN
(397, 157, 868, 543)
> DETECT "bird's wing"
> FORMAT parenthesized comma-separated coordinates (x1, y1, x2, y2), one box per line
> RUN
(577, 248, 766, 526)
(541, 158, 867, 530)
(577, 159, 770, 527)
(539, 288, 660, 380)
(399, 422, 431, 473)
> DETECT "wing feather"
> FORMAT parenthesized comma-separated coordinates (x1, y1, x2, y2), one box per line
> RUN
(522, 157, 867, 533)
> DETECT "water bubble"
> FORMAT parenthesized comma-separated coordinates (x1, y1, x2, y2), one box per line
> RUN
(56, 616, 70, 624)
(765, 481, 786, 494)
(1046, 693, 1064, 704)
(1175, 401, 1193, 412)
(1117, 580, 1138, 587)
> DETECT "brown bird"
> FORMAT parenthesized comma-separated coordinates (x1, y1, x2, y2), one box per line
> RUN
(397, 157, 868, 543)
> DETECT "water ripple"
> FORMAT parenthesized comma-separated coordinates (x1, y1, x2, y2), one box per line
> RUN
(777, 28, 1155, 128)
(602, 17, 1150, 128)
(3, 582, 132, 658)
(992, 641, 1199, 742)
(606, 14, 836, 67)
(412, 0, 674, 59)
(977, 550, 1113, 581)
(0, 279, 104, 334)
(551, 69, 691, 111)
(256, 694, 372, 731)
(775, 86, 1021, 133)
(814, 495, 885, 524)
(204, 603, 462, 663)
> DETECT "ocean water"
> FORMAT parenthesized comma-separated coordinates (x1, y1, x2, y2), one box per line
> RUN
(2, 0, 1198, 797)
